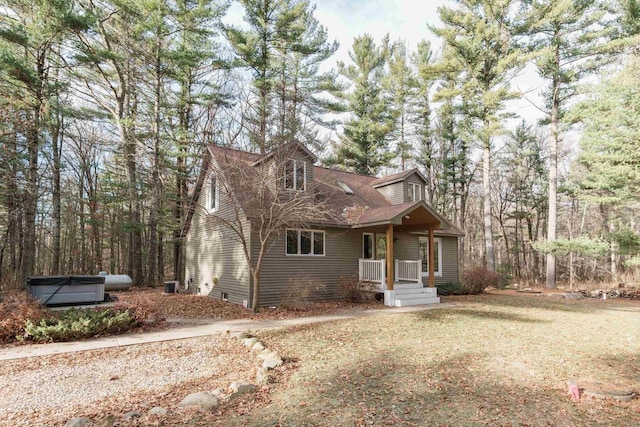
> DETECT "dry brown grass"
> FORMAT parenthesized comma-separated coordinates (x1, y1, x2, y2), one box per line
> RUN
(212, 292, 640, 426)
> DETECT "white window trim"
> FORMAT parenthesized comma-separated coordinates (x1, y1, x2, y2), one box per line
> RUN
(408, 182, 422, 202)
(419, 236, 442, 277)
(207, 175, 219, 213)
(362, 232, 374, 259)
(285, 228, 325, 256)
(285, 159, 307, 191)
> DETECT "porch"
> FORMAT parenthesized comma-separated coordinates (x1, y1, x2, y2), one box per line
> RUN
(351, 201, 452, 307)
(358, 258, 440, 307)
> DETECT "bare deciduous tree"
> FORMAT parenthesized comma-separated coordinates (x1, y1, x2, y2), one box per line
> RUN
(189, 144, 334, 310)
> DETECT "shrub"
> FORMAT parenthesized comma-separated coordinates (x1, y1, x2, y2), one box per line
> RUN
(282, 276, 327, 308)
(461, 266, 503, 294)
(23, 308, 138, 342)
(436, 281, 463, 296)
(338, 276, 378, 303)
(0, 292, 45, 343)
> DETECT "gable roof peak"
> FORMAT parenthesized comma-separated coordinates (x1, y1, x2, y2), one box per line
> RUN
(371, 168, 427, 188)
(251, 140, 318, 166)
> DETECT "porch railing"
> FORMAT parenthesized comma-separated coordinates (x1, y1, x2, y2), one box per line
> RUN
(359, 259, 423, 286)
(359, 259, 386, 286)
(395, 259, 422, 283)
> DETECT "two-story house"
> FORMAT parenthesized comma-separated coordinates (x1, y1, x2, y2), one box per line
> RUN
(184, 141, 463, 308)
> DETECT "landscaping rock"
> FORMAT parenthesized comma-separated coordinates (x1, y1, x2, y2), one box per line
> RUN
(564, 293, 583, 300)
(94, 415, 116, 427)
(256, 366, 270, 384)
(242, 337, 258, 348)
(124, 411, 142, 420)
(252, 341, 265, 352)
(229, 381, 258, 395)
(262, 352, 283, 370)
(567, 379, 636, 402)
(257, 349, 276, 360)
(149, 407, 168, 416)
(65, 418, 91, 427)
(178, 392, 219, 410)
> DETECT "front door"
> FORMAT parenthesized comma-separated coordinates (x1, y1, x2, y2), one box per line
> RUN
(419, 237, 428, 277)
(362, 233, 374, 259)
(419, 236, 440, 277)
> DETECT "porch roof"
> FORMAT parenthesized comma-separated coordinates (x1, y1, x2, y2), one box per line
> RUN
(350, 201, 457, 232)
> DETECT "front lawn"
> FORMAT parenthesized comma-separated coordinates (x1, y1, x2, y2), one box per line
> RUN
(217, 292, 640, 426)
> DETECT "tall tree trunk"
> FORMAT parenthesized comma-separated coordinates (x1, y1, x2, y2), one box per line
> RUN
(51, 110, 63, 275)
(482, 133, 495, 272)
(148, 34, 162, 287)
(157, 231, 164, 284)
(546, 32, 561, 289)
(23, 99, 42, 285)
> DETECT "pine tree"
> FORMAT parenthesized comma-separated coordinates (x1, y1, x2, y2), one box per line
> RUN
(0, 0, 90, 282)
(385, 40, 416, 171)
(522, 0, 618, 287)
(329, 34, 395, 175)
(271, 1, 340, 150)
(432, 0, 524, 272)
(413, 40, 437, 204)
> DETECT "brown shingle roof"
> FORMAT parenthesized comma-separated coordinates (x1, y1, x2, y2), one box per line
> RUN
(370, 168, 426, 187)
(200, 144, 461, 232)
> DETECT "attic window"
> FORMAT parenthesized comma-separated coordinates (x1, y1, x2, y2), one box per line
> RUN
(336, 181, 354, 195)
(284, 159, 306, 191)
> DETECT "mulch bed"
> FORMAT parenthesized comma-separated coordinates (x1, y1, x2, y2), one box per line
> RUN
(113, 286, 385, 322)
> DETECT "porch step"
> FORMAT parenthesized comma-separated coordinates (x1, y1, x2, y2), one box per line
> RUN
(391, 287, 437, 296)
(384, 287, 440, 307)
(394, 296, 440, 307)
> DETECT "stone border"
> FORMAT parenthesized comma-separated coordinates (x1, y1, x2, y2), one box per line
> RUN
(64, 333, 284, 426)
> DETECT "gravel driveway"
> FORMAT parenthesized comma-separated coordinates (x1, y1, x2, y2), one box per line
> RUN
(0, 335, 259, 426)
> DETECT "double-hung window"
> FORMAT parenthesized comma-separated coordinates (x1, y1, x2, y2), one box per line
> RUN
(407, 182, 422, 202)
(284, 159, 306, 191)
(286, 229, 324, 256)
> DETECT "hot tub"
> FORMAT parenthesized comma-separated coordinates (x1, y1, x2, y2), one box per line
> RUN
(28, 275, 105, 306)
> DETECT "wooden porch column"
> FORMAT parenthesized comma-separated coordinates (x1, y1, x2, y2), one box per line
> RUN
(386, 224, 394, 291)
(428, 227, 435, 288)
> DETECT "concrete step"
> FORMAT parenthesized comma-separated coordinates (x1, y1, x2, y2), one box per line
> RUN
(390, 287, 438, 296)
(394, 292, 437, 301)
(394, 296, 440, 307)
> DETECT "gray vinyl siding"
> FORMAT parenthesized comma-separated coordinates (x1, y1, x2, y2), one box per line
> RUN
(251, 227, 362, 307)
(438, 236, 460, 283)
(184, 170, 251, 305)
(395, 233, 459, 285)
(376, 182, 404, 205)
(251, 229, 460, 306)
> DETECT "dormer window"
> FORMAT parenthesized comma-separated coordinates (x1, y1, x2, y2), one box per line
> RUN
(284, 159, 306, 191)
(407, 182, 422, 202)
